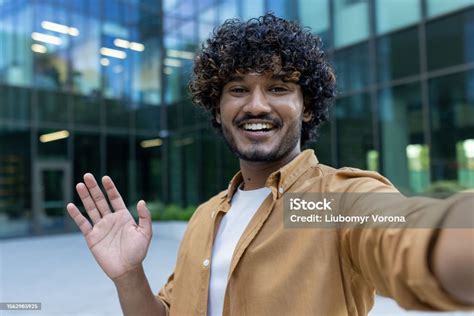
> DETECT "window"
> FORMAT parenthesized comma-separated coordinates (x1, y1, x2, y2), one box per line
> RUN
(333, 0, 369, 48)
(336, 93, 374, 169)
(378, 83, 426, 193)
(376, 27, 419, 82)
(429, 70, 474, 189)
(426, 9, 474, 71)
(375, 0, 421, 34)
(427, 0, 474, 18)
(333, 42, 370, 93)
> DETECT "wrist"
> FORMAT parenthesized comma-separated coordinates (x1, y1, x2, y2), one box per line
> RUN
(113, 264, 146, 289)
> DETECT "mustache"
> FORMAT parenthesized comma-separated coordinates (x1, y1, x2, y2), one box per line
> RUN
(234, 114, 282, 127)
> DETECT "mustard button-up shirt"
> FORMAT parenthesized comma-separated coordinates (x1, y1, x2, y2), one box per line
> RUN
(157, 149, 470, 315)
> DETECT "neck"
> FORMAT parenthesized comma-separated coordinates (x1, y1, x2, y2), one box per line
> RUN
(239, 147, 301, 191)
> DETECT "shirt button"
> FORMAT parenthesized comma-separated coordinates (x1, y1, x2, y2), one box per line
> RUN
(203, 259, 210, 267)
(279, 187, 284, 194)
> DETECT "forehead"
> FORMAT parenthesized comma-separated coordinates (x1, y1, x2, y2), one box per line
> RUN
(227, 72, 292, 83)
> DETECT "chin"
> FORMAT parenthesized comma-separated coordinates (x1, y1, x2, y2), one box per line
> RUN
(235, 145, 282, 162)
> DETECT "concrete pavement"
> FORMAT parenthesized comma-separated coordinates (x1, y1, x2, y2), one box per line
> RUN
(0, 222, 471, 315)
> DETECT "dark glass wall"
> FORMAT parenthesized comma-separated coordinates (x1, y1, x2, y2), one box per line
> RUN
(1, 0, 474, 237)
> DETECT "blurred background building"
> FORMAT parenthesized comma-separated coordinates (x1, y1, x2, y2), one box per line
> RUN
(0, 0, 473, 238)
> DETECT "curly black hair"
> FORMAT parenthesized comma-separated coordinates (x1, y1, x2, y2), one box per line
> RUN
(189, 13, 336, 146)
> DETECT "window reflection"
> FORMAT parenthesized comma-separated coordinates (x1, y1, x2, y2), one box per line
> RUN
(426, 9, 474, 71)
(0, 126, 31, 238)
(378, 83, 425, 194)
(334, 42, 370, 93)
(106, 135, 130, 202)
(298, 0, 331, 47)
(429, 70, 474, 189)
(375, 0, 421, 34)
(427, 0, 474, 18)
(336, 93, 374, 169)
(333, 0, 369, 48)
(376, 27, 419, 83)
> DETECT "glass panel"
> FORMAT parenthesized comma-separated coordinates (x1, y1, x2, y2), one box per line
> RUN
(0, 84, 31, 121)
(426, 9, 474, 71)
(0, 125, 31, 238)
(336, 93, 374, 169)
(72, 94, 101, 126)
(33, 3, 71, 91)
(375, 0, 421, 34)
(0, 1, 34, 87)
(430, 70, 474, 190)
(427, 0, 474, 18)
(310, 119, 332, 166)
(106, 135, 130, 203)
(376, 27, 419, 83)
(37, 89, 69, 124)
(218, 0, 238, 23)
(136, 134, 163, 203)
(333, 0, 369, 48)
(38, 128, 68, 159)
(136, 103, 161, 131)
(70, 12, 100, 95)
(298, 0, 331, 48)
(39, 168, 68, 233)
(73, 132, 101, 186)
(267, 0, 297, 20)
(169, 134, 183, 205)
(105, 98, 129, 128)
(241, 0, 264, 21)
(333, 42, 370, 93)
(221, 137, 240, 189)
(201, 129, 222, 200)
(379, 83, 426, 194)
(183, 134, 198, 206)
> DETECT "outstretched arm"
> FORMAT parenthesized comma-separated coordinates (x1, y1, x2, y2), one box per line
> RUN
(431, 197, 474, 305)
(67, 173, 166, 316)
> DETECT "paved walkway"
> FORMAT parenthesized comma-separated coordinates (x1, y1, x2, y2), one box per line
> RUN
(0, 222, 471, 316)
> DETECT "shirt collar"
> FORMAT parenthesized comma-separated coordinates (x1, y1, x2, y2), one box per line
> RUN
(223, 149, 319, 202)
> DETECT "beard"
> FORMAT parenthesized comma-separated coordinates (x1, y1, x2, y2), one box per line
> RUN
(220, 114, 302, 162)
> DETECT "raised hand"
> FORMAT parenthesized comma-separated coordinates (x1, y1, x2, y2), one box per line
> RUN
(67, 173, 152, 281)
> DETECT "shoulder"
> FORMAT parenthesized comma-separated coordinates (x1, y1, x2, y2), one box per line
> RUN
(315, 163, 396, 192)
(187, 189, 228, 225)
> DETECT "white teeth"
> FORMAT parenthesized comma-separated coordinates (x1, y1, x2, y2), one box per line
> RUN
(242, 123, 274, 131)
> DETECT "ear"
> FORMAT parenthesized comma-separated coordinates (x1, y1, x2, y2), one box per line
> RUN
(302, 109, 313, 123)
(215, 107, 221, 124)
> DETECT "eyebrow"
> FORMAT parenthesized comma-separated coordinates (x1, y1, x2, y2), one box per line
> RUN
(227, 74, 288, 82)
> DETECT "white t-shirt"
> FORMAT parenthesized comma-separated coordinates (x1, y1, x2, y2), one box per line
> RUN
(207, 186, 271, 316)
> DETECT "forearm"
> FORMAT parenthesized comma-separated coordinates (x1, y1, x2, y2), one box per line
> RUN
(432, 199, 474, 305)
(114, 265, 167, 316)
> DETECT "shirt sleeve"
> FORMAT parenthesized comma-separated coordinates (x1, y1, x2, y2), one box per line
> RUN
(157, 273, 174, 315)
(330, 168, 474, 311)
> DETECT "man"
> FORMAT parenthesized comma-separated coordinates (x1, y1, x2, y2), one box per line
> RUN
(67, 14, 474, 315)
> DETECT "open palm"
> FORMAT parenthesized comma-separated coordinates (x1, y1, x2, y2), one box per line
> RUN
(67, 173, 152, 281)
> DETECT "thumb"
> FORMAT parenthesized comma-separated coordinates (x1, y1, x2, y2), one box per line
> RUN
(137, 200, 152, 237)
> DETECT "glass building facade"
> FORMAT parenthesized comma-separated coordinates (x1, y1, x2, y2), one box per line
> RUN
(1, 0, 473, 237)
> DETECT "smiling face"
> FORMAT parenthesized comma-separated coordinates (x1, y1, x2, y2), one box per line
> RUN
(216, 72, 310, 162)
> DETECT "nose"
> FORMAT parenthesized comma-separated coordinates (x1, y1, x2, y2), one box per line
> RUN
(243, 88, 271, 115)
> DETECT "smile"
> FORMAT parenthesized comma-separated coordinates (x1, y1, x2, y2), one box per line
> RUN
(241, 122, 275, 131)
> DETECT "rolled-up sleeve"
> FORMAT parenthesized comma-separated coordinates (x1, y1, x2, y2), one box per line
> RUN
(157, 272, 174, 315)
(332, 169, 474, 311)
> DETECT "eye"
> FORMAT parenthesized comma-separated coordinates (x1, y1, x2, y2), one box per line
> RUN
(229, 87, 247, 94)
(269, 86, 288, 93)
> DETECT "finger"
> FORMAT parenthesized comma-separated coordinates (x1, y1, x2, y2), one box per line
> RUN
(76, 182, 102, 224)
(83, 173, 112, 216)
(67, 203, 92, 236)
(102, 176, 127, 212)
(137, 200, 152, 238)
